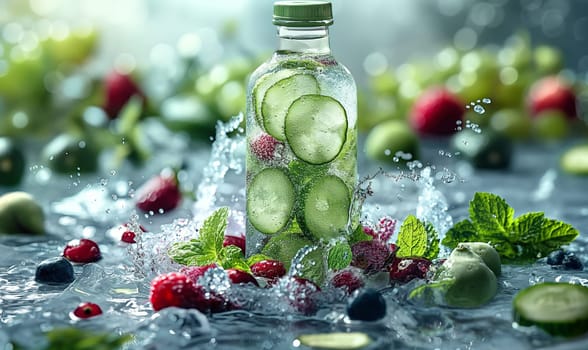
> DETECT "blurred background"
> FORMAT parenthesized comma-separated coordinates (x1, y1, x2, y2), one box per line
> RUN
(1, 0, 588, 183)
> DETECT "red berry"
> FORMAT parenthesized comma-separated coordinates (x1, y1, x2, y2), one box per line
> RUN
(388, 257, 431, 283)
(226, 269, 259, 286)
(63, 239, 101, 263)
(289, 277, 321, 315)
(223, 234, 246, 254)
(250, 260, 287, 280)
(351, 240, 391, 273)
(377, 217, 397, 242)
(149, 272, 201, 311)
(410, 87, 465, 135)
(329, 268, 364, 294)
(528, 76, 577, 119)
(103, 71, 146, 119)
(180, 264, 217, 283)
(116, 223, 147, 243)
(72, 302, 103, 319)
(135, 170, 181, 214)
(250, 134, 281, 161)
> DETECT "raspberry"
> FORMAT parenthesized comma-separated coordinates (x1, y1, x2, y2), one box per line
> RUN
(180, 264, 217, 283)
(223, 234, 246, 255)
(288, 277, 321, 315)
(350, 240, 391, 273)
(410, 87, 465, 135)
(250, 260, 287, 280)
(63, 239, 101, 263)
(136, 169, 181, 214)
(388, 257, 431, 283)
(329, 267, 364, 294)
(250, 134, 281, 161)
(226, 269, 259, 286)
(377, 217, 397, 242)
(72, 302, 103, 319)
(149, 272, 201, 311)
(528, 76, 577, 119)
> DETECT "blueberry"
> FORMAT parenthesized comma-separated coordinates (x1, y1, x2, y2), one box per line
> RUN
(35, 257, 75, 284)
(562, 253, 584, 271)
(546, 249, 565, 265)
(346, 288, 386, 322)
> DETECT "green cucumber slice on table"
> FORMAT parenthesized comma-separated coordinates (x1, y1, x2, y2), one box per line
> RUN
(513, 282, 588, 337)
(302, 175, 351, 241)
(285, 94, 348, 165)
(247, 168, 295, 234)
(296, 332, 372, 350)
(252, 70, 296, 129)
(261, 74, 319, 141)
(561, 144, 588, 175)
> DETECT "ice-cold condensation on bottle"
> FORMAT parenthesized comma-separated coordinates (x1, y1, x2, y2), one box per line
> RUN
(245, 1, 358, 255)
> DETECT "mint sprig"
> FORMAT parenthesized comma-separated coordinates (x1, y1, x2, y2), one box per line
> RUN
(442, 192, 579, 263)
(327, 240, 352, 270)
(168, 207, 270, 272)
(395, 215, 440, 260)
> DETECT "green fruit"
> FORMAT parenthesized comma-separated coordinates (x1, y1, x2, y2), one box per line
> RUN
(533, 45, 563, 75)
(532, 110, 569, 141)
(160, 94, 216, 138)
(436, 245, 497, 308)
(561, 144, 588, 175)
(364, 120, 419, 164)
(459, 242, 501, 277)
(450, 128, 512, 169)
(489, 109, 532, 140)
(0, 137, 26, 186)
(0, 192, 45, 235)
(42, 134, 99, 174)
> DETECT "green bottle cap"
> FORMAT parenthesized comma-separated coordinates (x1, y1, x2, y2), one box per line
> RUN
(273, 1, 333, 27)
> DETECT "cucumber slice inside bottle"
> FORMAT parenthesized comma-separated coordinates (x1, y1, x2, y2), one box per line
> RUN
(285, 94, 348, 165)
(513, 282, 588, 337)
(247, 168, 295, 234)
(296, 332, 372, 350)
(261, 74, 319, 141)
(252, 70, 296, 129)
(302, 175, 350, 241)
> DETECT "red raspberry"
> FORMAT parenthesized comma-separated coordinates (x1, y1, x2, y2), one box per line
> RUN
(135, 169, 181, 214)
(63, 239, 101, 263)
(388, 257, 431, 283)
(149, 272, 201, 311)
(362, 225, 377, 239)
(226, 269, 259, 286)
(250, 134, 281, 161)
(289, 277, 321, 315)
(103, 71, 146, 119)
(72, 302, 103, 319)
(377, 217, 397, 242)
(180, 264, 217, 283)
(223, 234, 246, 255)
(250, 260, 287, 280)
(329, 268, 364, 294)
(351, 240, 391, 273)
(528, 76, 577, 119)
(410, 87, 465, 135)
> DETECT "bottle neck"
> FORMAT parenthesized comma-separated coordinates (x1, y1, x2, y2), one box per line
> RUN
(277, 26, 331, 55)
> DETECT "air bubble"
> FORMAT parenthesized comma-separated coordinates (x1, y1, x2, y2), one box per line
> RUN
(482, 98, 491, 104)
(473, 104, 485, 114)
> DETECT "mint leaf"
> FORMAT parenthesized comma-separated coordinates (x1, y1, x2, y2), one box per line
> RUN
(327, 241, 352, 270)
(469, 192, 514, 235)
(168, 239, 216, 266)
(511, 218, 579, 262)
(442, 219, 478, 249)
(423, 222, 440, 260)
(509, 212, 545, 243)
(199, 207, 229, 254)
(220, 245, 250, 272)
(396, 215, 427, 258)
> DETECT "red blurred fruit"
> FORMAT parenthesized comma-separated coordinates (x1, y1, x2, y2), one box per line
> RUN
(223, 234, 246, 254)
(72, 302, 103, 319)
(136, 170, 181, 214)
(528, 76, 577, 119)
(410, 87, 465, 135)
(250, 134, 281, 161)
(103, 71, 146, 119)
(63, 239, 101, 263)
(289, 277, 321, 315)
(330, 268, 364, 294)
(250, 260, 287, 280)
(116, 223, 147, 243)
(226, 269, 259, 286)
(350, 240, 392, 273)
(388, 257, 431, 283)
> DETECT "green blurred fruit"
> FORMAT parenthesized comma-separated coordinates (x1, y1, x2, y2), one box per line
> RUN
(451, 128, 512, 169)
(41, 27, 98, 65)
(369, 70, 398, 96)
(215, 80, 245, 121)
(561, 144, 588, 175)
(489, 109, 532, 140)
(532, 110, 569, 141)
(364, 120, 419, 164)
(0, 55, 45, 102)
(42, 134, 99, 174)
(160, 94, 216, 138)
(0, 191, 45, 235)
(357, 94, 399, 132)
(455, 50, 499, 104)
(533, 45, 563, 75)
(0, 137, 26, 186)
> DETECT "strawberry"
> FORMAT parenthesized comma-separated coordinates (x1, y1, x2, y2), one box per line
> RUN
(527, 76, 577, 119)
(250, 259, 287, 281)
(223, 234, 246, 254)
(63, 239, 101, 263)
(410, 87, 465, 135)
(388, 257, 431, 283)
(329, 267, 364, 294)
(72, 302, 103, 319)
(250, 133, 281, 161)
(135, 169, 181, 214)
(149, 272, 201, 311)
(226, 269, 259, 286)
(103, 70, 146, 119)
(350, 240, 392, 273)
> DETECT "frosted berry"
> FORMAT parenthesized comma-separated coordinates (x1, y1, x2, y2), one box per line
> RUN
(410, 87, 465, 135)
(388, 257, 431, 283)
(180, 264, 217, 283)
(330, 268, 364, 294)
(289, 277, 321, 316)
(72, 302, 103, 319)
(63, 239, 101, 263)
(250, 134, 281, 161)
(136, 169, 181, 214)
(226, 269, 259, 286)
(250, 260, 287, 280)
(149, 272, 201, 311)
(351, 240, 392, 273)
(35, 257, 74, 284)
(223, 234, 246, 254)
(346, 288, 387, 322)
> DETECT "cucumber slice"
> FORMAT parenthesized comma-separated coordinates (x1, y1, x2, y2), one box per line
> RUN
(252, 70, 296, 129)
(261, 74, 319, 141)
(297, 332, 372, 350)
(247, 168, 295, 234)
(561, 144, 588, 175)
(302, 175, 350, 240)
(285, 94, 348, 165)
(513, 282, 588, 337)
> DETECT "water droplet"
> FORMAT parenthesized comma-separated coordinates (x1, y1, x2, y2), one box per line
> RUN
(482, 98, 492, 104)
(473, 104, 485, 114)
(456, 120, 462, 125)
(110, 170, 117, 176)
(465, 105, 471, 109)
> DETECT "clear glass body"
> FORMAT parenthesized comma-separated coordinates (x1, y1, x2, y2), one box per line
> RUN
(245, 25, 358, 255)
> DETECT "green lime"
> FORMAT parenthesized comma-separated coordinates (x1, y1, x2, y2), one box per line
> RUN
(561, 144, 588, 175)
(0, 137, 26, 186)
(0, 192, 45, 235)
(364, 120, 419, 164)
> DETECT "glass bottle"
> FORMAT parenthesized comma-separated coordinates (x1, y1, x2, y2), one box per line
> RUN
(245, 1, 357, 256)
